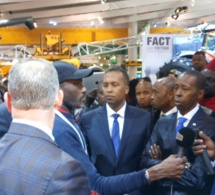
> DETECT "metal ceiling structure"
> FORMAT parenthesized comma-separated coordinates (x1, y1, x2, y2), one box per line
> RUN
(0, 0, 214, 29)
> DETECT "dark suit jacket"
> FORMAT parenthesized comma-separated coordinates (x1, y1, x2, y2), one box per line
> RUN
(0, 122, 90, 195)
(53, 111, 150, 195)
(0, 102, 12, 139)
(141, 107, 215, 195)
(80, 104, 151, 176)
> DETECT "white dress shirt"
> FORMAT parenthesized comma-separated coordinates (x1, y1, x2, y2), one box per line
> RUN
(160, 106, 178, 117)
(106, 102, 126, 139)
(176, 103, 200, 127)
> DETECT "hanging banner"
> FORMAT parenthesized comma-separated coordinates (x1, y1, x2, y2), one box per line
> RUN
(142, 34, 188, 83)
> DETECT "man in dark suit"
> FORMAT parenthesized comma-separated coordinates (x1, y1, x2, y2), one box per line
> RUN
(0, 59, 90, 194)
(141, 70, 215, 195)
(0, 61, 188, 195)
(80, 66, 150, 176)
(80, 66, 174, 194)
(149, 76, 177, 138)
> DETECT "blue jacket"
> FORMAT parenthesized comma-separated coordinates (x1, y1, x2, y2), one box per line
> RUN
(53, 111, 149, 195)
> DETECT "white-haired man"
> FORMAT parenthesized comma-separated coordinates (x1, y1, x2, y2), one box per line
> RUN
(0, 59, 90, 194)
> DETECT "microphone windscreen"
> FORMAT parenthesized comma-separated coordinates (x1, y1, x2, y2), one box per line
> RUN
(176, 127, 195, 148)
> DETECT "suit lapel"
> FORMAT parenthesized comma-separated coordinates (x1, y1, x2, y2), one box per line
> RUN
(98, 106, 116, 162)
(188, 108, 204, 131)
(117, 105, 134, 161)
(170, 113, 179, 154)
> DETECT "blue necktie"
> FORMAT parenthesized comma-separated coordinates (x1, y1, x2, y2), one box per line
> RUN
(176, 117, 187, 134)
(112, 113, 120, 156)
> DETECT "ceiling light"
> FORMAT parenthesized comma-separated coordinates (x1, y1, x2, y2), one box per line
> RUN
(0, 19, 8, 24)
(90, 21, 95, 26)
(182, 6, 188, 12)
(165, 21, 170, 26)
(175, 7, 182, 14)
(97, 16, 104, 24)
(25, 18, 37, 30)
(172, 14, 179, 20)
(49, 21, 57, 26)
(101, 0, 106, 4)
(33, 22, 37, 28)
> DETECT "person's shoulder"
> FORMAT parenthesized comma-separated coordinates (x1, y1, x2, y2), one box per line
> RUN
(82, 106, 103, 118)
(155, 112, 177, 125)
(0, 102, 10, 114)
(197, 107, 215, 122)
(127, 105, 151, 116)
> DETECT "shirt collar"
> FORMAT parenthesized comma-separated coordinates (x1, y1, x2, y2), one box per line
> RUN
(106, 102, 126, 118)
(161, 106, 178, 116)
(177, 103, 200, 120)
(12, 118, 54, 141)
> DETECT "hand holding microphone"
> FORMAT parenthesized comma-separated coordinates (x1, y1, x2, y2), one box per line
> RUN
(192, 131, 215, 175)
(176, 127, 196, 158)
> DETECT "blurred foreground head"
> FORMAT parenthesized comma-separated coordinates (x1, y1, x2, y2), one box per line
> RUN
(7, 58, 60, 110)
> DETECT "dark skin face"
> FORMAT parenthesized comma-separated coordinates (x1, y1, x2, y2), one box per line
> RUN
(97, 84, 105, 106)
(201, 69, 215, 98)
(103, 71, 129, 112)
(135, 82, 152, 109)
(192, 54, 207, 71)
(151, 81, 174, 113)
(174, 74, 204, 115)
(60, 79, 86, 113)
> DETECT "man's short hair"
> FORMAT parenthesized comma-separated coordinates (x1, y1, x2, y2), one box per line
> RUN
(193, 51, 206, 58)
(182, 70, 206, 90)
(8, 58, 59, 110)
(105, 66, 130, 85)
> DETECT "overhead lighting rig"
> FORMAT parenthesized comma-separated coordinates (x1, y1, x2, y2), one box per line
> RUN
(0, 17, 37, 30)
(171, 6, 188, 20)
(172, 14, 179, 20)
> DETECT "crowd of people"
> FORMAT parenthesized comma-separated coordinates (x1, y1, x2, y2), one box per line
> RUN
(0, 51, 214, 195)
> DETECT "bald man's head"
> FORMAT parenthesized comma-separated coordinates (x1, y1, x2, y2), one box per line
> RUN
(151, 77, 176, 112)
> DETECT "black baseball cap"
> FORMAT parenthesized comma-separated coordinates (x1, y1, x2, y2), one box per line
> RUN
(53, 61, 94, 84)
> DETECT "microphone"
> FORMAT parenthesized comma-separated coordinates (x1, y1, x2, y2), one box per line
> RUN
(194, 130, 214, 175)
(176, 127, 195, 158)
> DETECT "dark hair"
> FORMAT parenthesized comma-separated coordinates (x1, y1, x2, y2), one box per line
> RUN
(127, 78, 138, 106)
(142, 76, 152, 83)
(105, 66, 129, 85)
(182, 70, 206, 90)
(193, 51, 206, 58)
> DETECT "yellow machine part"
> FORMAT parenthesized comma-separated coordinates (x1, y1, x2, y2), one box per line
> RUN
(60, 58, 80, 69)
(124, 61, 142, 66)
(0, 63, 12, 77)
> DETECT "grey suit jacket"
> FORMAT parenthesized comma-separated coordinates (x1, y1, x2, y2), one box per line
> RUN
(0, 122, 90, 195)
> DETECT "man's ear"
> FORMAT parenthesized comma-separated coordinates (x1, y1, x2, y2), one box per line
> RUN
(4, 92, 12, 113)
(54, 90, 64, 109)
(198, 89, 205, 100)
(125, 85, 130, 95)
